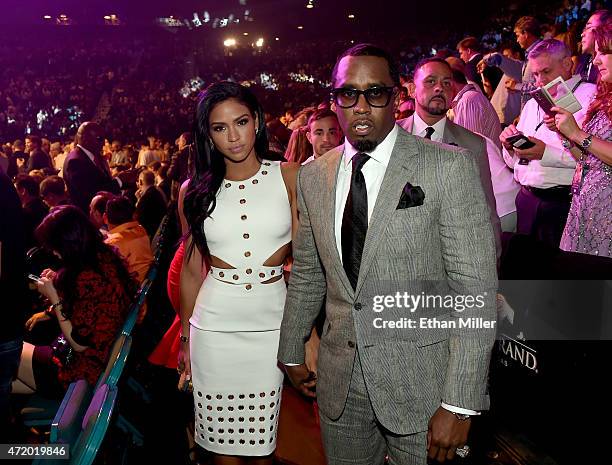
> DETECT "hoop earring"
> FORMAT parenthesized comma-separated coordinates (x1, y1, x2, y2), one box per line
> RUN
(255, 128, 259, 135)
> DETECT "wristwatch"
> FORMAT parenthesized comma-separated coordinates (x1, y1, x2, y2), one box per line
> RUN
(561, 138, 572, 150)
(579, 134, 593, 151)
(453, 412, 472, 421)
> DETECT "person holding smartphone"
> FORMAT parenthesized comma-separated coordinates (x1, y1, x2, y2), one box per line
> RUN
(499, 39, 596, 248)
(12, 206, 136, 399)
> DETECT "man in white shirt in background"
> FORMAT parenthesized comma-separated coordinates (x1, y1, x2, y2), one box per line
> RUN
(500, 39, 596, 248)
(479, 16, 542, 109)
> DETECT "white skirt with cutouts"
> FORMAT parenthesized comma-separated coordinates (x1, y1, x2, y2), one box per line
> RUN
(189, 326, 283, 456)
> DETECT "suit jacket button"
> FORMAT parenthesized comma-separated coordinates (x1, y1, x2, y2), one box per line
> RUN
(348, 341, 355, 348)
(354, 303, 362, 311)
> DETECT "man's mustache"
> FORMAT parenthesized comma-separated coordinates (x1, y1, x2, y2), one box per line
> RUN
(429, 95, 447, 103)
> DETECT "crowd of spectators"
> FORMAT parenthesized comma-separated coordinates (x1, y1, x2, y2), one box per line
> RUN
(1, 0, 610, 460)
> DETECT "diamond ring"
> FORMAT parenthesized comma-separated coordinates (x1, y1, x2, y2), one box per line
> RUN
(455, 445, 470, 458)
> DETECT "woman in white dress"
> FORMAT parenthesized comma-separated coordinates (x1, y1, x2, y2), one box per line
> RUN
(178, 81, 300, 465)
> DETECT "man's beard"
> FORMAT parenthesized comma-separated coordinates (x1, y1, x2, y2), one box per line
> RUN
(353, 139, 379, 153)
(427, 104, 448, 116)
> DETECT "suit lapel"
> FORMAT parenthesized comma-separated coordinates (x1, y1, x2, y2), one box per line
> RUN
(78, 147, 110, 178)
(355, 130, 419, 297)
(442, 119, 461, 146)
(397, 115, 414, 134)
(319, 148, 354, 297)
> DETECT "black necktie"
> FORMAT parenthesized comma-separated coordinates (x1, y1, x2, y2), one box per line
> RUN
(424, 127, 435, 139)
(341, 152, 370, 290)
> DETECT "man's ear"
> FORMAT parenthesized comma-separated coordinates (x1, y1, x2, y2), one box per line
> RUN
(306, 130, 313, 145)
(330, 100, 337, 114)
(407, 82, 417, 99)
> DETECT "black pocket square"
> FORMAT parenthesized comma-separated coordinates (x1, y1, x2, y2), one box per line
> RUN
(397, 182, 425, 209)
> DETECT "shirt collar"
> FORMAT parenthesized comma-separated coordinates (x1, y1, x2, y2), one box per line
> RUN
(452, 83, 478, 104)
(565, 74, 583, 89)
(412, 112, 447, 140)
(108, 221, 141, 235)
(342, 124, 398, 170)
(525, 39, 542, 56)
(77, 144, 95, 160)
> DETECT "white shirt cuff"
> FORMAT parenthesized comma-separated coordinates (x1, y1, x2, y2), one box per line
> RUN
(284, 363, 300, 366)
(441, 402, 480, 416)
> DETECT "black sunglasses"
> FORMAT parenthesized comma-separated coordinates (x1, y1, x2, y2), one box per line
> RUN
(331, 86, 397, 108)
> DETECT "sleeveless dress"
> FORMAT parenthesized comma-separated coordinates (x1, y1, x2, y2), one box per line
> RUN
(560, 109, 612, 257)
(189, 160, 291, 456)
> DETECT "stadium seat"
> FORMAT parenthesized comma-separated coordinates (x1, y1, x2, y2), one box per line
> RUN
(70, 383, 119, 465)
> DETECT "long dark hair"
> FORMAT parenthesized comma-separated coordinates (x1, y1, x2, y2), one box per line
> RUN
(35, 205, 136, 316)
(184, 81, 281, 259)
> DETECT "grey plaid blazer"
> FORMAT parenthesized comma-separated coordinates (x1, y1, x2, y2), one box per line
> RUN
(278, 126, 498, 434)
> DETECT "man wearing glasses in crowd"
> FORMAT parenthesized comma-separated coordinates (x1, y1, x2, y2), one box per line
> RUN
(279, 44, 497, 464)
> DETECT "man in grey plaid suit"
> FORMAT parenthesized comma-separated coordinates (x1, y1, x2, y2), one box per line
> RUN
(278, 44, 498, 464)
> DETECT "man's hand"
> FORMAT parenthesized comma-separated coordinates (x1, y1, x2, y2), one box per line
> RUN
(427, 407, 472, 463)
(504, 78, 519, 92)
(514, 136, 545, 160)
(500, 124, 520, 152)
(305, 328, 320, 376)
(285, 364, 317, 398)
(476, 59, 487, 74)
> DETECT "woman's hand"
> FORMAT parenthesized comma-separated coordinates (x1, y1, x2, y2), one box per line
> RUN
(25, 311, 51, 331)
(550, 106, 581, 141)
(36, 269, 60, 303)
(543, 114, 558, 133)
(177, 339, 192, 390)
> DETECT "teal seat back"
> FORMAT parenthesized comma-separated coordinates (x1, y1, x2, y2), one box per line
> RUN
(121, 277, 153, 336)
(50, 379, 93, 443)
(69, 383, 118, 465)
(31, 380, 92, 465)
(95, 334, 132, 390)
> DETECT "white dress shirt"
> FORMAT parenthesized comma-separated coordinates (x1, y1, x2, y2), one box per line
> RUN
(334, 125, 398, 260)
(410, 113, 447, 142)
(302, 154, 316, 165)
(501, 75, 596, 189)
(333, 124, 478, 416)
(479, 134, 519, 218)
